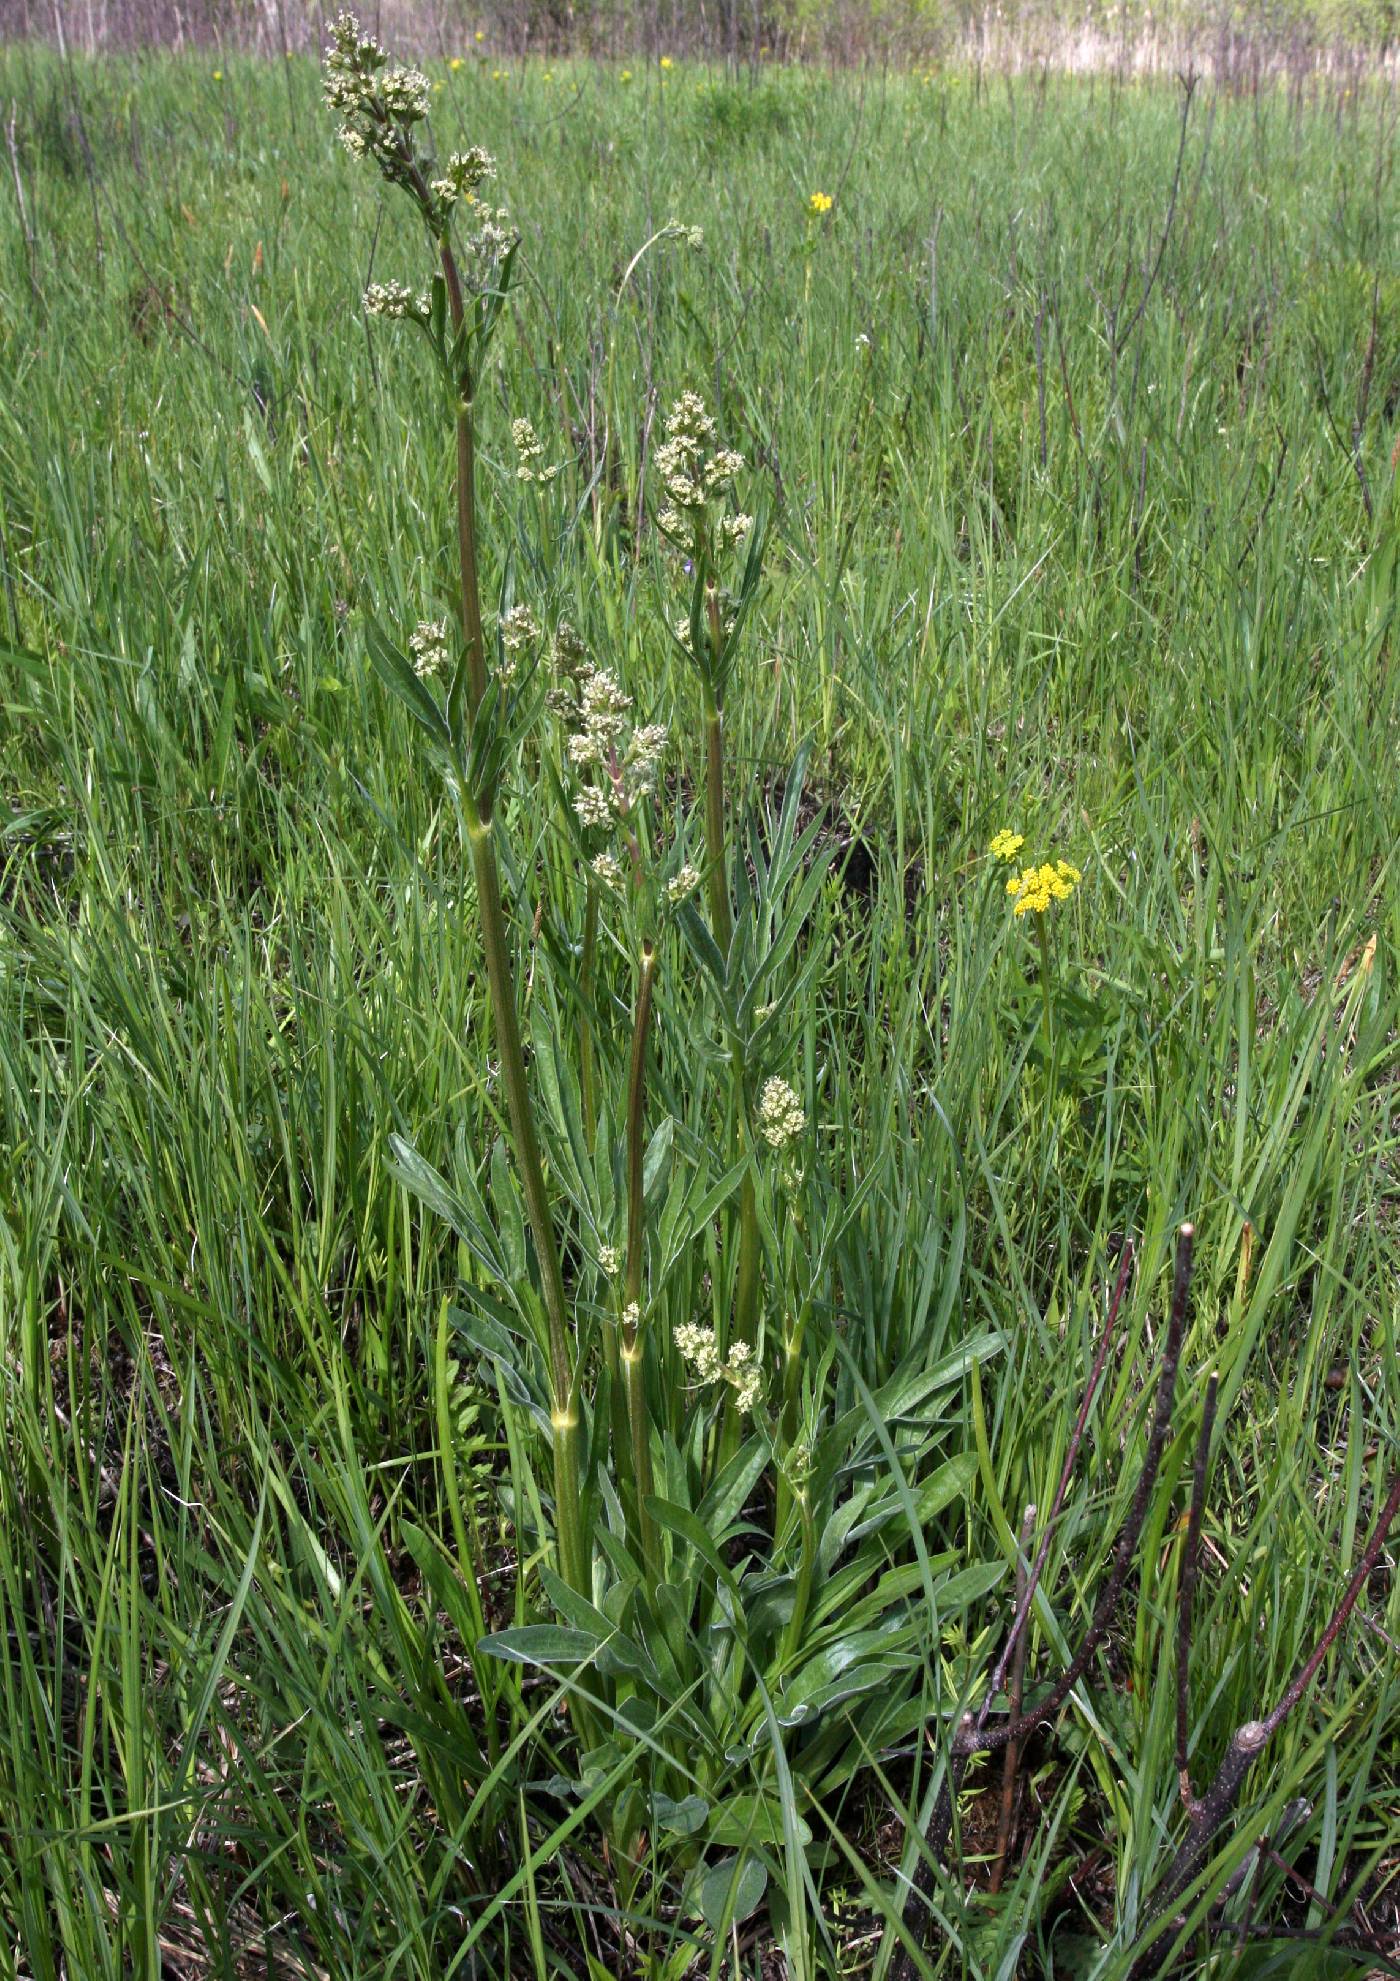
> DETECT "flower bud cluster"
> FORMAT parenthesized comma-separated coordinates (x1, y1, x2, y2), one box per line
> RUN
(549, 637, 668, 836)
(673, 1323, 761, 1414)
(653, 392, 752, 554)
(364, 280, 429, 321)
(429, 145, 496, 208)
(511, 417, 562, 485)
(324, 14, 428, 189)
(325, 13, 515, 274)
(497, 604, 541, 682)
(460, 199, 517, 262)
(756, 1076, 806, 1149)
(409, 618, 450, 677)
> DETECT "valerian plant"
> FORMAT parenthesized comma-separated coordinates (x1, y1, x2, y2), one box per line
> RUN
(323, 14, 1005, 1932)
(322, 19, 1400, 1971)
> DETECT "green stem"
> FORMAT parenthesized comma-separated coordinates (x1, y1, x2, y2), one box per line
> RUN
(779, 1486, 816, 1670)
(1037, 915, 1053, 1061)
(718, 1097, 761, 1472)
(435, 1298, 498, 1767)
(625, 946, 656, 1306)
(702, 688, 732, 954)
(579, 876, 599, 1150)
(624, 943, 659, 1579)
(1037, 915, 1055, 1085)
(734, 1155, 760, 1351)
(440, 234, 586, 1600)
(463, 806, 586, 1592)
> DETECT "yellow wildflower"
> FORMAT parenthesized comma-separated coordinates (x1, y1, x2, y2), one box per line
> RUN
(449, 54, 464, 69)
(1006, 861, 1082, 917)
(212, 67, 223, 80)
(989, 829, 1024, 862)
(660, 54, 674, 68)
(620, 68, 632, 80)
(807, 190, 833, 216)
(474, 28, 484, 39)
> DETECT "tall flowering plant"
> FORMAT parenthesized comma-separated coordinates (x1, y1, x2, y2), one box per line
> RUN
(322, 19, 1004, 1942)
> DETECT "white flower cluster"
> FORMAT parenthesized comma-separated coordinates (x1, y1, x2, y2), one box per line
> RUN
(430, 145, 496, 207)
(409, 618, 450, 677)
(324, 14, 429, 177)
(591, 851, 623, 888)
(461, 201, 516, 261)
(756, 1076, 805, 1149)
(597, 1243, 621, 1277)
(666, 863, 701, 904)
(497, 604, 541, 680)
(363, 279, 428, 321)
(673, 1323, 761, 1414)
(653, 392, 751, 552)
(563, 666, 666, 828)
(325, 14, 512, 270)
(511, 417, 561, 485)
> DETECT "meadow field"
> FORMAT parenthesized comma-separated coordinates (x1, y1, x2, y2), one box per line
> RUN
(0, 37, 1398, 1980)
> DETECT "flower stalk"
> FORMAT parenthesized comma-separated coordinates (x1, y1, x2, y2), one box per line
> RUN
(324, 12, 588, 1600)
(623, 942, 660, 1579)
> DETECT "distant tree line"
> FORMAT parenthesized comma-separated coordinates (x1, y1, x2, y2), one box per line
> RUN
(2, 0, 1395, 74)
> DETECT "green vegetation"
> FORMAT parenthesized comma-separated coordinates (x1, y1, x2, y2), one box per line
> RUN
(0, 40, 1397, 1980)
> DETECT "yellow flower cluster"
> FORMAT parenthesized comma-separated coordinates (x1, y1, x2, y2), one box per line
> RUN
(1006, 860, 1081, 917)
(988, 828, 1024, 862)
(807, 191, 833, 216)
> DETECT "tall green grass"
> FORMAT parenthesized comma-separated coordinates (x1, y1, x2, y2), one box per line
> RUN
(0, 42, 1397, 1979)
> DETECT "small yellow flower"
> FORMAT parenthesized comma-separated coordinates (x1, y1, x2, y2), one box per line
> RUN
(620, 67, 632, 80)
(432, 79, 443, 91)
(449, 55, 464, 69)
(543, 69, 553, 81)
(989, 829, 1024, 862)
(659, 54, 674, 68)
(474, 28, 484, 39)
(1006, 860, 1081, 917)
(491, 67, 506, 79)
(212, 67, 223, 80)
(807, 190, 833, 216)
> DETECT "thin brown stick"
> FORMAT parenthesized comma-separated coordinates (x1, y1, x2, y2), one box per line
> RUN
(976, 1238, 1136, 1736)
(1132, 1468, 1400, 1978)
(1260, 1470, 1400, 1739)
(955, 1226, 1193, 1762)
(989, 1504, 1036, 1895)
(891, 1230, 1193, 1981)
(1175, 1368, 1218, 1812)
